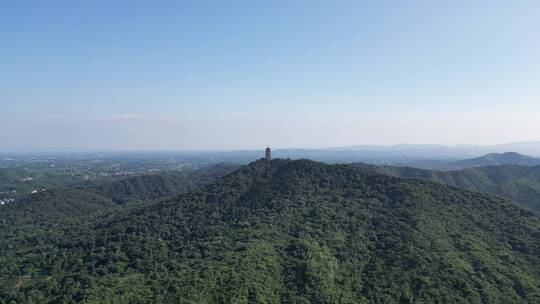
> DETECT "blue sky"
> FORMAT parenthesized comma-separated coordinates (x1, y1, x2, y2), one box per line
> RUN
(2, 1, 540, 151)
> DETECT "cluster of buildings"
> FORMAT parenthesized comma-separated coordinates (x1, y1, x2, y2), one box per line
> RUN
(0, 198, 15, 206)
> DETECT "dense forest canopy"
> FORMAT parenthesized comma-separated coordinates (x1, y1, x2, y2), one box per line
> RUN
(1, 159, 539, 303)
(357, 163, 540, 212)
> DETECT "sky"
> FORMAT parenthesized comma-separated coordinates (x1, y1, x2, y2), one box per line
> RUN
(2, 0, 540, 151)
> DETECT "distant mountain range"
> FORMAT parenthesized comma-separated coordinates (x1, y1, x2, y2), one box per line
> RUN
(275, 142, 540, 160)
(451, 152, 540, 169)
(225, 142, 540, 165)
(324, 141, 540, 156)
(5, 141, 540, 166)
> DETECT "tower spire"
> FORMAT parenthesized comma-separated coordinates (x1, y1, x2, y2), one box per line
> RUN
(265, 147, 272, 161)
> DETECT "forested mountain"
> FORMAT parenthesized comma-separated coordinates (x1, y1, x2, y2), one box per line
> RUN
(0, 163, 238, 224)
(357, 163, 540, 212)
(451, 152, 540, 169)
(1, 159, 539, 303)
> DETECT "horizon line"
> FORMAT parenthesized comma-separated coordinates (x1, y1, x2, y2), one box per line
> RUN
(2, 140, 540, 155)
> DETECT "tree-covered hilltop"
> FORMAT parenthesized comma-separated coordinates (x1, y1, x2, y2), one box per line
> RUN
(451, 152, 540, 169)
(356, 163, 540, 212)
(1, 159, 539, 303)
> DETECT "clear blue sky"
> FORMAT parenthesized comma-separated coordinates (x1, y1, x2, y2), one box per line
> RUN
(2, 1, 540, 151)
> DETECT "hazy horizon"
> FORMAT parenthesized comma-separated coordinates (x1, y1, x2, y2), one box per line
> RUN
(4, 141, 540, 155)
(2, 1, 540, 151)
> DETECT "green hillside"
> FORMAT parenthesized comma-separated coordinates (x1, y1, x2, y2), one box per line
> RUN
(0, 163, 238, 225)
(92, 163, 238, 205)
(1, 159, 539, 303)
(359, 164, 540, 212)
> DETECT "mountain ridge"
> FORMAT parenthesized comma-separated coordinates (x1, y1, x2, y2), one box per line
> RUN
(452, 152, 540, 168)
(2, 159, 539, 303)
(355, 162, 540, 212)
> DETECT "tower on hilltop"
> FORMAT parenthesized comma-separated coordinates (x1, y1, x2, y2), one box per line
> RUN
(265, 147, 271, 161)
